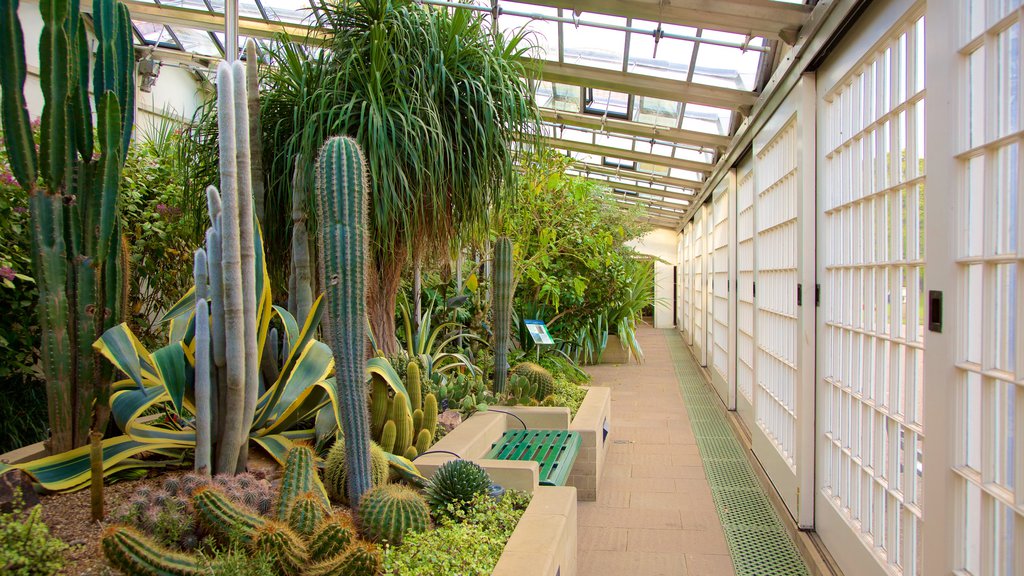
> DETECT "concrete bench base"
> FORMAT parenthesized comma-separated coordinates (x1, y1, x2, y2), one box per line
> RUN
(492, 485, 578, 576)
(568, 386, 612, 501)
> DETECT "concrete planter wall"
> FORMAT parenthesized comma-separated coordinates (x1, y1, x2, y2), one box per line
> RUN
(600, 334, 634, 364)
(567, 386, 611, 501)
(492, 485, 578, 576)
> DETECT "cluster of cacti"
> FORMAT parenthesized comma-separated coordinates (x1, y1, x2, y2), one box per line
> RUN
(356, 483, 431, 544)
(369, 360, 439, 460)
(423, 459, 493, 516)
(104, 446, 382, 576)
(437, 372, 489, 413)
(315, 136, 375, 506)
(324, 438, 390, 504)
(115, 472, 274, 550)
(502, 374, 541, 407)
(277, 445, 330, 518)
(192, 49, 263, 475)
(0, 0, 135, 453)
(510, 362, 556, 400)
(491, 237, 515, 394)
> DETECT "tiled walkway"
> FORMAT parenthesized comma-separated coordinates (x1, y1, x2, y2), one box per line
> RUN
(579, 326, 734, 576)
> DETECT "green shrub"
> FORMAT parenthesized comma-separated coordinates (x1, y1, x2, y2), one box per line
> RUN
(382, 491, 530, 576)
(542, 375, 589, 418)
(0, 492, 67, 576)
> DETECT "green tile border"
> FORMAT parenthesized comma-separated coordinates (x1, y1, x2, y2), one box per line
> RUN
(666, 332, 811, 576)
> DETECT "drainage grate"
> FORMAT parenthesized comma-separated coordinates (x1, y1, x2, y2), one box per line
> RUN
(667, 334, 811, 576)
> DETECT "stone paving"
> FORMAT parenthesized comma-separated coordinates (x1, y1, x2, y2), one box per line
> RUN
(578, 326, 735, 576)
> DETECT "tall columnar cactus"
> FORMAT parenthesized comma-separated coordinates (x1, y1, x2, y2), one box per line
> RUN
(288, 153, 314, 326)
(314, 136, 374, 505)
(0, 0, 135, 453)
(191, 54, 261, 475)
(492, 237, 514, 394)
(246, 40, 266, 224)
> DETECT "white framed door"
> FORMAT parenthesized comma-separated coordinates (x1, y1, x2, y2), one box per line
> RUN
(736, 156, 757, 427)
(749, 75, 817, 525)
(815, 1, 926, 573)
(693, 205, 708, 366)
(711, 174, 736, 409)
(682, 222, 693, 345)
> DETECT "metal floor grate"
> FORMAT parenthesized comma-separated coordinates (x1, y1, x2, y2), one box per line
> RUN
(668, 335, 811, 576)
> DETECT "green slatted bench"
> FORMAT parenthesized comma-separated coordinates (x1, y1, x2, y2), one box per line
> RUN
(484, 429, 581, 487)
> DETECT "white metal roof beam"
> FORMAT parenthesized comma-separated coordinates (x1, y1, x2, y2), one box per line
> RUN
(92, 0, 321, 42)
(507, 0, 810, 41)
(588, 179, 694, 201)
(540, 109, 731, 150)
(604, 192, 691, 211)
(570, 162, 704, 190)
(526, 59, 757, 111)
(542, 137, 713, 173)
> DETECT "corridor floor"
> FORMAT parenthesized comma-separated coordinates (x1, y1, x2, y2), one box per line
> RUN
(579, 326, 808, 576)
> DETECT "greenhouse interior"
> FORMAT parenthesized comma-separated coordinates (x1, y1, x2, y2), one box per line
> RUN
(0, 0, 1018, 574)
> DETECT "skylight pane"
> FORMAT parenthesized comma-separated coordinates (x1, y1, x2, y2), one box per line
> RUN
(135, 21, 175, 47)
(171, 26, 222, 56)
(627, 22, 696, 81)
(535, 81, 580, 111)
(585, 89, 629, 118)
(632, 96, 682, 128)
(595, 134, 633, 151)
(160, 0, 215, 12)
(670, 168, 704, 181)
(258, 0, 313, 23)
(562, 13, 626, 71)
(500, 15, 558, 60)
(683, 103, 732, 135)
(206, 0, 264, 18)
(693, 31, 764, 91)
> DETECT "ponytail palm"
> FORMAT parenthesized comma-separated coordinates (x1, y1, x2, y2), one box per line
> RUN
(260, 0, 539, 351)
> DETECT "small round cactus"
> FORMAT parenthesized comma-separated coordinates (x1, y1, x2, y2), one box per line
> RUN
(325, 438, 390, 504)
(510, 361, 556, 399)
(356, 484, 431, 544)
(306, 540, 381, 576)
(424, 459, 493, 515)
(309, 513, 357, 562)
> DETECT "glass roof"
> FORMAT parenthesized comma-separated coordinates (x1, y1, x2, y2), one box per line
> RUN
(123, 0, 813, 227)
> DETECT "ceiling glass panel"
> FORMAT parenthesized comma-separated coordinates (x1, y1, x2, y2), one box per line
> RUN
(682, 103, 732, 135)
(562, 13, 626, 70)
(206, 0, 264, 18)
(499, 2, 558, 61)
(159, 0, 214, 12)
(535, 81, 580, 111)
(584, 89, 629, 118)
(258, 0, 314, 23)
(135, 20, 176, 47)
(632, 96, 682, 128)
(627, 22, 696, 81)
(171, 26, 223, 56)
(692, 32, 764, 90)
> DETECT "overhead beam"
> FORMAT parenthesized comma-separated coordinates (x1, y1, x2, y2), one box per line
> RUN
(543, 137, 713, 173)
(590, 179, 694, 202)
(526, 59, 757, 111)
(506, 0, 809, 41)
(604, 192, 690, 212)
(86, 0, 321, 42)
(571, 162, 704, 190)
(541, 109, 732, 150)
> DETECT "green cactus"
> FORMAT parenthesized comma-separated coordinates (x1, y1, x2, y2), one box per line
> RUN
(251, 520, 308, 575)
(407, 361, 422, 410)
(315, 136, 374, 505)
(276, 445, 329, 520)
(379, 421, 396, 454)
(357, 484, 431, 544)
(412, 408, 423, 434)
(0, 0, 135, 453)
(287, 491, 328, 537)
(192, 486, 266, 545)
(306, 540, 381, 576)
(369, 377, 390, 438)
(324, 438, 389, 504)
(492, 237, 514, 394)
(510, 362, 556, 400)
(309, 514, 357, 562)
(422, 394, 438, 439)
(101, 526, 208, 576)
(403, 446, 418, 461)
(424, 459, 493, 515)
(390, 392, 414, 456)
(415, 428, 432, 455)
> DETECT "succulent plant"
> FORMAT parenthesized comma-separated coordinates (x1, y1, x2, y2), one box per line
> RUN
(306, 540, 381, 576)
(309, 513, 358, 562)
(491, 237, 514, 394)
(424, 459, 493, 515)
(315, 136, 374, 505)
(510, 362, 556, 400)
(101, 526, 207, 576)
(251, 520, 309, 575)
(287, 491, 328, 538)
(324, 438, 390, 504)
(277, 445, 329, 520)
(357, 483, 431, 544)
(193, 486, 267, 546)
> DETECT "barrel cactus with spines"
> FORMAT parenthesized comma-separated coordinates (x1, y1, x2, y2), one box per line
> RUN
(309, 514, 358, 562)
(324, 438, 389, 503)
(306, 540, 381, 576)
(492, 237, 514, 394)
(193, 486, 266, 545)
(314, 136, 374, 505)
(357, 484, 431, 544)
(424, 459, 493, 515)
(287, 491, 328, 537)
(277, 445, 328, 520)
(511, 362, 556, 400)
(101, 526, 207, 576)
(0, 0, 135, 453)
(251, 520, 308, 575)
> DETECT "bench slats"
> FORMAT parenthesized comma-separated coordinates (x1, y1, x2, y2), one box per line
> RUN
(485, 429, 581, 486)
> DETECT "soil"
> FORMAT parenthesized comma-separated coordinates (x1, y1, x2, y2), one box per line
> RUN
(38, 451, 283, 576)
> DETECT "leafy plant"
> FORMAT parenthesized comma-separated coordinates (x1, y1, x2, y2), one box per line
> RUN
(0, 490, 67, 576)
